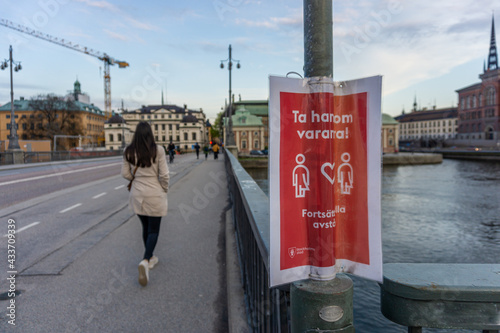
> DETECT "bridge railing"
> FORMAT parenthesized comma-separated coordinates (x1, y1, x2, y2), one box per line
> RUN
(225, 149, 500, 333)
(224, 150, 289, 333)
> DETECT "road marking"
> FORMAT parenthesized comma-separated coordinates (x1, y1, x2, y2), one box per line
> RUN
(3, 222, 40, 237)
(0, 162, 122, 187)
(60, 203, 82, 213)
(115, 185, 125, 190)
(92, 192, 107, 199)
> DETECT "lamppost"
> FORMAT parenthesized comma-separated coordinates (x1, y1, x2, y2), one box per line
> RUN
(1, 45, 22, 150)
(120, 100, 126, 149)
(220, 44, 240, 146)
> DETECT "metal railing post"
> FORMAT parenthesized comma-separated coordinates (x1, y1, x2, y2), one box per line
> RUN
(291, 1, 355, 332)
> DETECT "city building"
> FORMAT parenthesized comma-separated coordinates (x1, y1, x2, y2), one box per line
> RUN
(120, 104, 208, 151)
(382, 113, 399, 153)
(395, 106, 458, 146)
(104, 113, 131, 151)
(225, 107, 266, 154)
(232, 99, 269, 149)
(0, 81, 106, 150)
(455, 16, 500, 144)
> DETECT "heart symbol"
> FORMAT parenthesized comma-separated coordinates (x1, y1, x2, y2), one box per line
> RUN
(321, 162, 335, 184)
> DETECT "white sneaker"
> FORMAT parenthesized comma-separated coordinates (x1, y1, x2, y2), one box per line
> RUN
(149, 256, 159, 269)
(138, 260, 149, 287)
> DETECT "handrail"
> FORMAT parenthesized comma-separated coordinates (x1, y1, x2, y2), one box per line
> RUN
(224, 150, 289, 333)
(225, 150, 270, 269)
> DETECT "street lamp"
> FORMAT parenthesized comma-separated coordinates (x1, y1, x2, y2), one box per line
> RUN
(220, 44, 240, 146)
(1, 45, 22, 150)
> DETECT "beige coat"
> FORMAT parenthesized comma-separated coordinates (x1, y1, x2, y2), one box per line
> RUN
(121, 145, 169, 217)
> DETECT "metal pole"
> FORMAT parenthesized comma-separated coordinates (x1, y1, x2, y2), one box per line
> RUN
(291, 1, 354, 332)
(303, 0, 333, 78)
(227, 44, 236, 146)
(8, 45, 20, 150)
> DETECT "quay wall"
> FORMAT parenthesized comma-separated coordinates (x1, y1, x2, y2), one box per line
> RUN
(383, 153, 442, 165)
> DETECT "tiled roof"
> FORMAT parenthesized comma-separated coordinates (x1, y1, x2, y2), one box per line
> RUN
(230, 108, 263, 126)
(0, 98, 104, 115)
(382, 113, 398, 125)
(106, 113, 125, 124)
(126, 104, 203, 115)
(181, 114, 198, 123)
(395, 107, 457, 122)
(455, 83, 482, 93)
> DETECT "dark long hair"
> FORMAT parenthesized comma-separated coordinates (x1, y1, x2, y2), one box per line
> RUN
(125, 122, 157, 167)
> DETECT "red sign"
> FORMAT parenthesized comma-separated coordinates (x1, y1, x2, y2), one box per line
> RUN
(269, 76, 383, 287)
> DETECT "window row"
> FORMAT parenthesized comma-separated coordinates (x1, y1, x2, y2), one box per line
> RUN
(401, 120, 456, 129)
(401, 128, 456, 134)
(240, 140, 261, 149)
(460, 87, 497, 110)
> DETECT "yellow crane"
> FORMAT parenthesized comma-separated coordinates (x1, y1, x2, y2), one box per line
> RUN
(0, 18, 129, 117)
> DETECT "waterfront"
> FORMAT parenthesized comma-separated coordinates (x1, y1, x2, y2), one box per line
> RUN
(246, 159, 500, 332)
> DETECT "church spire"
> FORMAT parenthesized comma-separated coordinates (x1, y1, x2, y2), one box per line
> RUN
(487, 14, 498, 71)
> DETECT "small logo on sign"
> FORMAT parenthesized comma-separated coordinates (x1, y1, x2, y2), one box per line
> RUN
(288, 247, 296, 258)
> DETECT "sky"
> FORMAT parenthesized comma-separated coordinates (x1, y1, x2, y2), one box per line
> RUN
(0, 0, 498, 121)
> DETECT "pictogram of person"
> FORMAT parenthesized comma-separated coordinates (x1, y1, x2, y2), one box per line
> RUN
(293, 154, 310, 198)
(338, 152, 353, 194)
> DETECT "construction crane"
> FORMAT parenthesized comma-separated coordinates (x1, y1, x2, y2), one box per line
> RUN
(0, 18, 129, 117)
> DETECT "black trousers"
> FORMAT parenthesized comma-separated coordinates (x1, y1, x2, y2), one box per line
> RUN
(138, 215, 162, 261)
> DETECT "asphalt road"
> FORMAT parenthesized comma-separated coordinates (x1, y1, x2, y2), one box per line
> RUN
(0, 153, 229, 332)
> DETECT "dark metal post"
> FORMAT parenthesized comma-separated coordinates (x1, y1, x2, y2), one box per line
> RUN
(291, 1, 354, 332)
(227, 44, 236, 146)
(8, 45, 20, 150)
(304, 0, 333, 78)
(220, 44, 239, 149)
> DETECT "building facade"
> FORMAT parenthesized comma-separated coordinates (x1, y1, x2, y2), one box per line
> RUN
(120, 104, 208, 151)
(104, 113, 132, 151)
(225, 107, 265, 154)
(0, 81, 106, 150)
(382, 114, 399, 153)
(456, 16, 500, 144)
(395, 107, 458, 144)
(232, 99, 269, 149)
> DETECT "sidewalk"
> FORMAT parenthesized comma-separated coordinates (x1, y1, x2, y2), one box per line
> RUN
(9, 154, 235, 332)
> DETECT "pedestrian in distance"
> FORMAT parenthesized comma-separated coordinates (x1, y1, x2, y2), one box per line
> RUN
(203, 144, 209, 160)
(121, 121, 169, 287)
(167, 141, 175, 164)
(212, 142, 220, 160)
(194, 142, 200, 159)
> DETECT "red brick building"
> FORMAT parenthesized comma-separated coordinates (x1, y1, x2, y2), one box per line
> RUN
(456, 16, 499, 144)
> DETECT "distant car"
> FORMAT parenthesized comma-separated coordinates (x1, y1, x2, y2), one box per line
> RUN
(250, 150, 264, 155)
(261, 149, 268, 155)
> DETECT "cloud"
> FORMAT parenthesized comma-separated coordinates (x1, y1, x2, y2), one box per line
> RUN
(75, 0, 156, 31)
(235, 15, 302, 30)
(333, 0, 494, 99)
(104, 29, 128, 41)
(75, 0, 120, 12)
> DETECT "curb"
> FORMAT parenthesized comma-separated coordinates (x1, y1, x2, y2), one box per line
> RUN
(226, 208, 250, 333)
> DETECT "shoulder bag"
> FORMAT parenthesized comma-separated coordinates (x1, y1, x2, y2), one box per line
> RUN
(127, 165, 139, 191)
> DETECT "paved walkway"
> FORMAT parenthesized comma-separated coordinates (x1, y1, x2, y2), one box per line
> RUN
(8, 154, 233, 332)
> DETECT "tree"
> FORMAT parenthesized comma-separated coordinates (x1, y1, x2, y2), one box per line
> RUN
(210, 110, 224, 141)
(21, 94, 83, 150)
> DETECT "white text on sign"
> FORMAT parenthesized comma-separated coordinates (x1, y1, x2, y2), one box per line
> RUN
(292, 110, 353, 140)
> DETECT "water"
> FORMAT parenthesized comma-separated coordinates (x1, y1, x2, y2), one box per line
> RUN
(246, 159, 500, 332)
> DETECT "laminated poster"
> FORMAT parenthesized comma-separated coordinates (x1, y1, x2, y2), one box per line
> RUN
(269, 75, 383, 287)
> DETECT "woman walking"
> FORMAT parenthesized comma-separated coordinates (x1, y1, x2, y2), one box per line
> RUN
(121, 122, 169, 287)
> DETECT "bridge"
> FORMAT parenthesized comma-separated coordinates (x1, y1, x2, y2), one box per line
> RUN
(1, 150, 499, 332)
